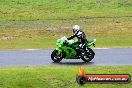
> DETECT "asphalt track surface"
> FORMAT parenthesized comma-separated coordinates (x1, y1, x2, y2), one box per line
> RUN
(0, 48, 132, 66)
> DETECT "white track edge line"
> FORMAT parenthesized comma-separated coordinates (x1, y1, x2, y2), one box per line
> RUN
(24, 48, 110, 50)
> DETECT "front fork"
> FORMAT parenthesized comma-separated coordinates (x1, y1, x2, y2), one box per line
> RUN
(56, 48, 62, 55)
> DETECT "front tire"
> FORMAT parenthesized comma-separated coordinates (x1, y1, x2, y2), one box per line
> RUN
(81, 48, 95, 62)
(51, 50, 64, 63)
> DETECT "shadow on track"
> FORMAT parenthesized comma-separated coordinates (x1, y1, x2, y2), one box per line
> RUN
(52, 62, 94, 66)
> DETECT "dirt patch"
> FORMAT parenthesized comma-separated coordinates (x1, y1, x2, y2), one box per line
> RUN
(0, 36, 13, 40)
(46, 27, 71, 31)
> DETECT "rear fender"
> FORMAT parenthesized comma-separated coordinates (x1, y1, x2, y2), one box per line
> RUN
(86, 39, 96, 47)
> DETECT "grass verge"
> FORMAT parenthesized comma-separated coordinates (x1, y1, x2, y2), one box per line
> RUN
(0, 66, 132, 88)
(0, 0, 132, 49)
(0, 18, 132, 49)
(0, 0, 131, 21)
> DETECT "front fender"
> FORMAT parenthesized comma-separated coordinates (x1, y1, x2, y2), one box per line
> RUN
(56, 48, 62, 54)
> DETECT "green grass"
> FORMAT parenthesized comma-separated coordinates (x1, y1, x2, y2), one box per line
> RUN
(0, 0, 132, 21)
(0, 17, 132, 49)
(0, 0, 132, 49)
(0, 66, 132, 88)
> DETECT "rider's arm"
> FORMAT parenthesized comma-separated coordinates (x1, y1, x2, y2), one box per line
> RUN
(67, 34, 76, 40)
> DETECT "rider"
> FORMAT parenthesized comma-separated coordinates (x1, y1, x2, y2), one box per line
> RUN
(67, 25, 88, 49)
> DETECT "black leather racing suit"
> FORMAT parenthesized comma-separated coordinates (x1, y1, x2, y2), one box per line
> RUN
(67, 30, 87, 48)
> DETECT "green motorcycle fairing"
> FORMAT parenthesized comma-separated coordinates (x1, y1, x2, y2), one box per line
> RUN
(55, 37, 96, 59)
(55, 38, 77, 59)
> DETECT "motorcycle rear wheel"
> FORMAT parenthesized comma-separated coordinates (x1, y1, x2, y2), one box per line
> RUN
(81, 48, 95, 62)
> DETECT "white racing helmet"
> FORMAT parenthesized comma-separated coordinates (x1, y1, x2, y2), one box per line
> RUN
(72, 25, 80, 33)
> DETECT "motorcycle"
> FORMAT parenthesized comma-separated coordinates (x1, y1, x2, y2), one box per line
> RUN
(51, 36, 96, 63)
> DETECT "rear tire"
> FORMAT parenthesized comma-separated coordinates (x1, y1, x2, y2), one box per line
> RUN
(81, 48, 95, 62)
(51, 50, 64, 63)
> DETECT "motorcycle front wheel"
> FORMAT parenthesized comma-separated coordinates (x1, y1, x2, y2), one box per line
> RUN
(51, 50, 64, 63)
